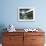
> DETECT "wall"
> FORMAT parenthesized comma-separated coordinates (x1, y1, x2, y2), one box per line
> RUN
(0, 0, 46, 31)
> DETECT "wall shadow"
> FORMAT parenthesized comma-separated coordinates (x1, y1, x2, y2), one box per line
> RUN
(0, 24, 7, 43)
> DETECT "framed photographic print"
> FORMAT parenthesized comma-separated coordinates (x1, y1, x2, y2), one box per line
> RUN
(18, 7, 35, 21)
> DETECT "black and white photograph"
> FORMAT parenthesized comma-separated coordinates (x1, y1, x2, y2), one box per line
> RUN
(18, 7, 35, 21)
